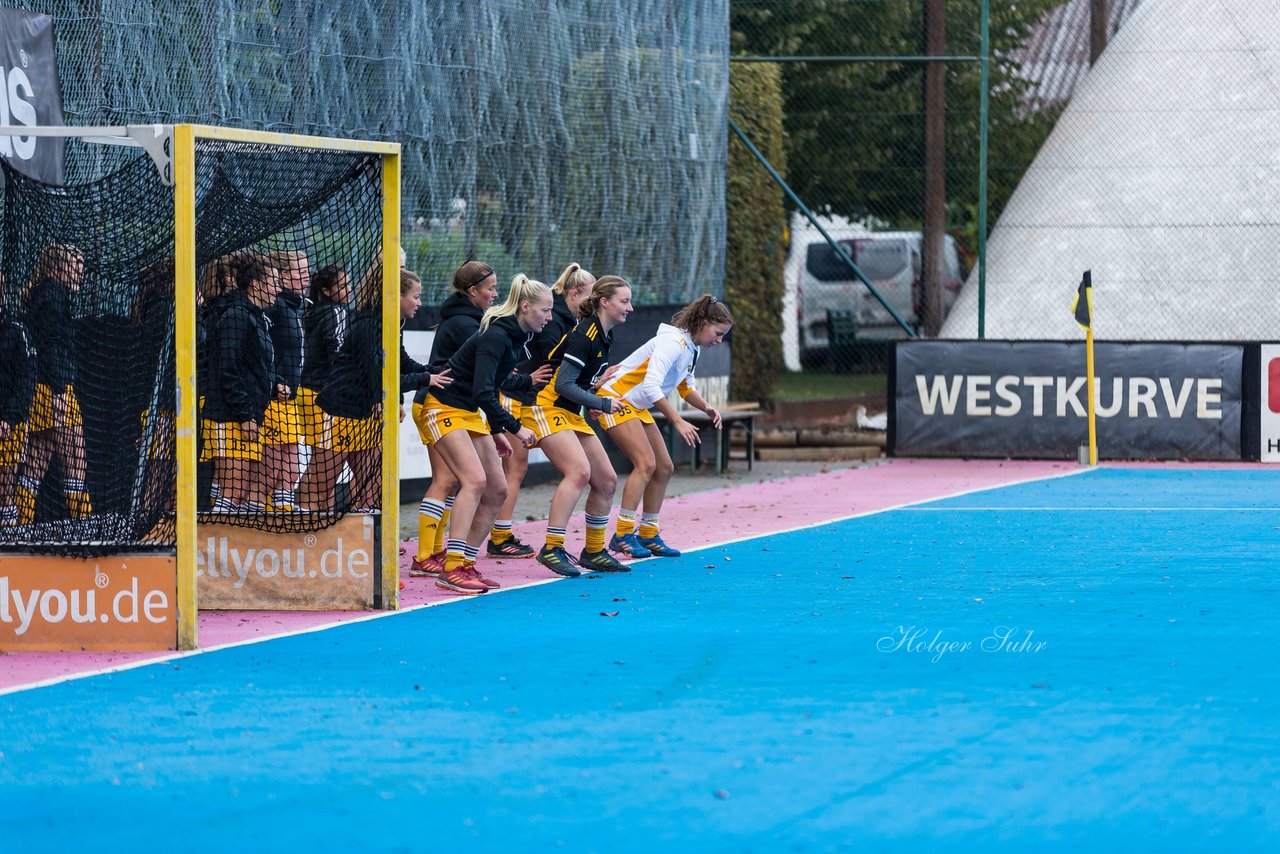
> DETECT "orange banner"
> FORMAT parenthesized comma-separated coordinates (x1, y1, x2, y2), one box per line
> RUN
(197, 514, 377, 610)
(0, 554, 177, 652)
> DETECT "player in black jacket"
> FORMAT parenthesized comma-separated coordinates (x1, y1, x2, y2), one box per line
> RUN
(15, 245, 91, 523)
(524, 276, 638, 576)
(418, 274, 553, 595)
(407, 260, 496, 577)
(486, 262, 595, 560)
(260, 250, 310, 512)
(295, 264, 351, 511)
(200, 254, 280, 511)
(302, 267, 449, 513)
(0, 281, 38, 528)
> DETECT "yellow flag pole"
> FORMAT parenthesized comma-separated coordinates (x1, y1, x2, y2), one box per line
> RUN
(1085, 312, 1097, 466)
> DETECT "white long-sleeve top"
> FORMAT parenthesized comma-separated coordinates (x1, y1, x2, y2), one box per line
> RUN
(600, 322, 699, 410)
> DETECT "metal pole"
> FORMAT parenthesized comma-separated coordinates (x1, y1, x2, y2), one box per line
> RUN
(977, 0, 991, 339)
(728, 118, 916, 337)
(922, 0, 947, 338)
(1090, 0, 1109, 66)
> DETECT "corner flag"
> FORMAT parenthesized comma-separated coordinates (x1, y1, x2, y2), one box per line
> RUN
(1073, 270, 1092, 330)
(1073, 269, 1097, 466)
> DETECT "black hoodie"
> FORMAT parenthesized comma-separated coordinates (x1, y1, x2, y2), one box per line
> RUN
(24, 279, 76, 392)
(434, 314, 534, 434)
(0, 307, 37, 426)
(301, 295, 348, 392)
(265, 289, 306, 398)
(201, 288, 275, 424)
(506, 290, 576, 406)
(413, 291, 485, 406)
(317, 312, 433, 420)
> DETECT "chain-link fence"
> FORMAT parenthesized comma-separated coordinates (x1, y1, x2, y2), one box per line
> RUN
(738, 0, 1280, 377)
(6, 0, 728, 306)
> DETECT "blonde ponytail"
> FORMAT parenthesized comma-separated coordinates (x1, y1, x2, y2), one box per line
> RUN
(552, 262, 594, 295)
(481, 273, 552, 332)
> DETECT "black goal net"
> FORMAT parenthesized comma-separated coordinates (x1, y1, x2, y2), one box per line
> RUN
(0, 136, 385, 557)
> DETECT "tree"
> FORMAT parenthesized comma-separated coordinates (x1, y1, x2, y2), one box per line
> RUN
(731, 0, 1061, 244)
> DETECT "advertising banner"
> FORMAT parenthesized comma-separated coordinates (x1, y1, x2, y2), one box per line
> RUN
(0, 554, 177, 651)
(198, 513, 377, 610)
(893, 341, 1242, 460)
(0, 8, 65, 183)
(1259, 344, 1280, 462)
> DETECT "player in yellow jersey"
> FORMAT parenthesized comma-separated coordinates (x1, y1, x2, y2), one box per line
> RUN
(523, 276, 636, 575)
(486, 262, 594, 559)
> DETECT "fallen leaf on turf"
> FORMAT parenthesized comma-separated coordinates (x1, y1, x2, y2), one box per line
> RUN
(600, 611, 619, 617)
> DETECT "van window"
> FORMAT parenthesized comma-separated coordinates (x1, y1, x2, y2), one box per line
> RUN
(805, 238, 910, 282)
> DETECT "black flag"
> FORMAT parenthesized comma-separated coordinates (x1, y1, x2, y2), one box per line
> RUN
(1073, 270, 1092, 330)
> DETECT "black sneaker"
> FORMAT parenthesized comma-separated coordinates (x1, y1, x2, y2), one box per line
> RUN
(577, 548, 631, 573)
(487, 535, 536, 558)
(536, 545, 581, 578)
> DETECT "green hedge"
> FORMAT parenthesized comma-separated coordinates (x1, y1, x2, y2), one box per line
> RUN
(726, 62, 787, 403)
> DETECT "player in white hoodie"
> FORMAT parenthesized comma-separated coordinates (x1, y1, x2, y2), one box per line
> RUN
(597, 294, 733, 558)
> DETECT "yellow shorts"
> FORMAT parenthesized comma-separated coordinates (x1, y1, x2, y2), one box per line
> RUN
(522, 405, 595, 442)
(416, 395, 489, 443)
(596, 395, 654, 430)
(260, 398, 302, 445)
(326, 414, 380, 453)
(0, 421, 28, 467)
(138, 409, 175, 461)
(498, 393, 524, 422)
(200, 419, 263, 461)
(28, 384, 84, 432)
(296, 387, 327, 446)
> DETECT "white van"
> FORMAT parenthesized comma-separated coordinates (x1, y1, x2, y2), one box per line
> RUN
(781, 213, 963, 370)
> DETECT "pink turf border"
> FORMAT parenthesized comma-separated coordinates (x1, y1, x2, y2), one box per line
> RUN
(1, 458, 1087, 693)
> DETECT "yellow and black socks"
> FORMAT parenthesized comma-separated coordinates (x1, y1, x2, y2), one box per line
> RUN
(463, 542, 480, 565)
(417, 498, 445, 560)
(15, 476, 37, 525)
(545, 526, 567, 551)
(435, 496, 454, 554)
(584, 513, 609, 553)
(615, 508, 638, 537)
(638, 513, 660, 541)
(444, 539, 468, 574)
(490, 518, 513, 545)
(64, 478, 93, 519)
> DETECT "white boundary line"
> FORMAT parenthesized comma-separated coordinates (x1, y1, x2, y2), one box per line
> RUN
(904, 506, 1274, 512)
(0, 578, 560, 697)
(0, 465, 1087, 697)
(673, 465, 1091, 557)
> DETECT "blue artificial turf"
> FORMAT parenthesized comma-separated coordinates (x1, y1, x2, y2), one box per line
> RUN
(2, 468, 1278, 851)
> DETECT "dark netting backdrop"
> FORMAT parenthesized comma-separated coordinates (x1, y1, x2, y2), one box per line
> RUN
(0, 141, 382, 556)
(8, 0, 728, 304)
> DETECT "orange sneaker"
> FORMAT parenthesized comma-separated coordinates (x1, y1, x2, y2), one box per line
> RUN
(409, 551, 446, 577)
(435, 567, 488, 595)
(466, 561, 501, 590)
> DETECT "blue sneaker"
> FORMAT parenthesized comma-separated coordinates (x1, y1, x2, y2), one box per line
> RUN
(639, 535, 681, 557)
(609, 533, 652, 558)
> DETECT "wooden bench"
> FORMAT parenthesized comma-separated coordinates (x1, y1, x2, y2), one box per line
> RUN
(653, 403, 765, 474)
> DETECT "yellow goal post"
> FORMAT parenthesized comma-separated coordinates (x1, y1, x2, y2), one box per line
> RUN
(0, 124, 402, 650)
